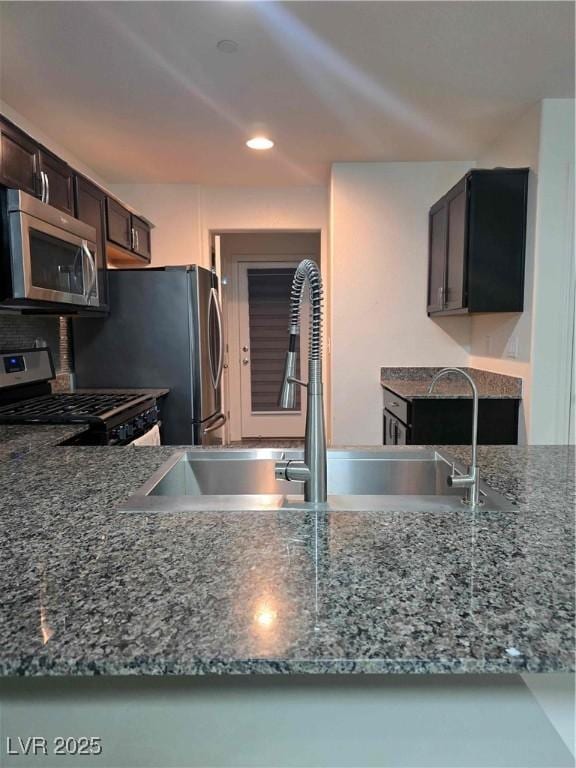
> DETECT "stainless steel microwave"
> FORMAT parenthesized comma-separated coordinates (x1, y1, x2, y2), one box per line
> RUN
(1, 188, 100, 309)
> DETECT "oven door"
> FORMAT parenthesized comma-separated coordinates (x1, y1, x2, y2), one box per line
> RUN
(7, 195, 99, 308)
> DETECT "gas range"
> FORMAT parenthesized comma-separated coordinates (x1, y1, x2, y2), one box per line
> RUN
(0, 348, 160, 445)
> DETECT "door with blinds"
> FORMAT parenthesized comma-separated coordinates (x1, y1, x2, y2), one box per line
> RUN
(238, 261, 308, 438)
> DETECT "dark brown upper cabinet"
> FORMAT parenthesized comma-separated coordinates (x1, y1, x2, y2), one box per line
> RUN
(74, 174, 109, 310)
(106, 197, 132, 250)
(106, 198, 152, 265)
(427, 168, 529, 316)
(131, 214, 151, 261)
(0, 117, 73, 214)
(0, 118, 39, 196)
(38, 150, 74, 215)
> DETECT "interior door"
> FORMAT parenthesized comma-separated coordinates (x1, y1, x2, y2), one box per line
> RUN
(238, 261, 307, 438)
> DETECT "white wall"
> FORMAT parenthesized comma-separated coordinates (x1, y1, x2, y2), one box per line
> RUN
(108, 184, 328, 270)
(0, 100, 109, 187)
(469, 103, 541, 443)
(199, 186, 328, 260)
(330, 161, 473, 445)
(469, 99, 575, 445)
(108, 184, 203, 267)
(528, 99, 575, 444)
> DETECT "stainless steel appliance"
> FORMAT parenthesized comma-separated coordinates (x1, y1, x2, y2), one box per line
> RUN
(0, 348, 159, 445)
(73, 266, 225, 445)
(0, 188, 99, 309)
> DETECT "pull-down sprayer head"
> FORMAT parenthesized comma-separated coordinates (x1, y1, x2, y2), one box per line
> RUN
(278, 342, 298, 409)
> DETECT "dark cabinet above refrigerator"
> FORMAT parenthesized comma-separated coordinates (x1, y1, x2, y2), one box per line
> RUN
(105, 198, 152, 266)
(427, 168, 529, 316)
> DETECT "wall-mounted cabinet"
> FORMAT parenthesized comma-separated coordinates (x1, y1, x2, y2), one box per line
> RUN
(74, 175, 109, 310)
(0, 117, 74, 214)
(0, 113, 154, 312)
(106, 198, 152, 265)
(38, 150, 74, 215)
(0, 119, 38, 196)
(427, 168, 529, 316)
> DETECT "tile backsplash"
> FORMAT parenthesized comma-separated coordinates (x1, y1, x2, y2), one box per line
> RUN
(0, 313, 61, 370)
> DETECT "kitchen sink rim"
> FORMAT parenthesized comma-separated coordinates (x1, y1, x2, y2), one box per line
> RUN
(119, 447, 516, 513)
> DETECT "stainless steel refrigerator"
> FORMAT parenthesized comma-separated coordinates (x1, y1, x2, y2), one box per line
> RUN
(73, 266, 225, 445)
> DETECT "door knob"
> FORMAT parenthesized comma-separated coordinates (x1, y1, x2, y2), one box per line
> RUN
(242, 358, 249, 365)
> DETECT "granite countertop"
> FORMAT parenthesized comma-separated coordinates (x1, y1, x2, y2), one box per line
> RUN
(0, 437, 573, 676)
(381, 367, 522, 400)
(0, 424, 88, 463)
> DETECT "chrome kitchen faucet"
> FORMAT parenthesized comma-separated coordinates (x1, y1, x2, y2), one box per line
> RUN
(275, 259, 327, 504)
(428, 367, 481, 506)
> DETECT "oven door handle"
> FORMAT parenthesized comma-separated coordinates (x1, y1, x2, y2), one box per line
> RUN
(82, 240, 97, 302)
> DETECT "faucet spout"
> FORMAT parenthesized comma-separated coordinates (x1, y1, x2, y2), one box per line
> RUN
(276, 259, 327, 505)
(428, 367, 481, 507)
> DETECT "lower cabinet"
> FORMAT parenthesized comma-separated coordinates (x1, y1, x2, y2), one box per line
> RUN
(382, 391, 520, 445)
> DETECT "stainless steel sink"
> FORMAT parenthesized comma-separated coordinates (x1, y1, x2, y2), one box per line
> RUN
(120, 448, 515, 512)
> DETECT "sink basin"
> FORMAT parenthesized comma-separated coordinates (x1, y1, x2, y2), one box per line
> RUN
(120, 448, 515, 512)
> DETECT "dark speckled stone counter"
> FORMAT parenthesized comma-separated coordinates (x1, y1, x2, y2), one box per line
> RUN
(0, 441, 573, 676)
(381, 367, 522, 400)
(0, 424, 88, 462)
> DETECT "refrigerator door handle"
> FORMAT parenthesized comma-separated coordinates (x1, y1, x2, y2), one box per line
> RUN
(202, 411, 227, 435)
(208, 287, 224, 391)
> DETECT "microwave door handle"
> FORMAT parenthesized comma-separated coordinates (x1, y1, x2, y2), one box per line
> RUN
(81, 240, 97, 301)
(44, 172, 50, 205)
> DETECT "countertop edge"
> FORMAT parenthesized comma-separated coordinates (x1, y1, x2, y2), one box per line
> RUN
(381, 380, 522, 401)
(3, 656, 574, 677)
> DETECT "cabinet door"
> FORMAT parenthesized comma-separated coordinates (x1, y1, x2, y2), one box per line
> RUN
(427, 202, 447, 313)
(106, 198, 132, 250)
(38, 151, 74, 214)
(383, 411, 396, 445)
(131, 214, 151, 261)
(444, 180, 468, 311)
(0, 119, 39, 196)
(75, 175, 108, 309)
(395, 420, 408, 445)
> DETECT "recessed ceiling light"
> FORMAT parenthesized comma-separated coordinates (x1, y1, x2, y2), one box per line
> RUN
(246, 137, 274, 150)
(217, 39, 238, 53)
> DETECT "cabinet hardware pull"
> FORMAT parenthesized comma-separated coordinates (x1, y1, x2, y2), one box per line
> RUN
(39, 171, 47, 203)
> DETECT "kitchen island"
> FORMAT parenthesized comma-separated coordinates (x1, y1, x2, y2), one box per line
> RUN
(0, 434, 574, 766)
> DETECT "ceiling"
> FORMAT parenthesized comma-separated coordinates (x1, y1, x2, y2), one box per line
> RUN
(0, 1, 573, 186)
